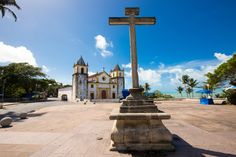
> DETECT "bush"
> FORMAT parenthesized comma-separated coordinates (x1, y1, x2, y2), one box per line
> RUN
(225, 89, 236, 105)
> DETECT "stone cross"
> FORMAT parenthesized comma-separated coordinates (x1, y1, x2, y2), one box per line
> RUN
(109, 8, 156, 88)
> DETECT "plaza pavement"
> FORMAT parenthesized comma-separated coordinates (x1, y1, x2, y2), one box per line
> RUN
(0, 99, 235, 157)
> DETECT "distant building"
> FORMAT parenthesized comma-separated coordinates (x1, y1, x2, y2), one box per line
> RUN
(58, 56, 125, 101)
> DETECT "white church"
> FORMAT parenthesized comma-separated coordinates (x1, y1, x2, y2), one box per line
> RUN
(58, 56, 125, 102)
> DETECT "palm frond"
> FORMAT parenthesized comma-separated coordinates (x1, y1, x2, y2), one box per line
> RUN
(0, 6, 6, 17)
(4, 6, 17, 21)
(6, 1, 20, 9)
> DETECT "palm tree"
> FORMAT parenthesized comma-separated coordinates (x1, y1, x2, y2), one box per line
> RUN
(186, 87, 193, 98)
(188, 78, 198, 98)
(143, 83, 151, 93)
(176, 86, 184, 97)
(181, 75, 190, 97)
(0, 0, 21, 21)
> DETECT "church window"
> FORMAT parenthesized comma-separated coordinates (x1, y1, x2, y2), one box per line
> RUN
(119, 72, 121, 77)
(102, 76, 106, 81)
(113, 85, 115, 88)
(91, 84, 94, 88)
(81, 68, 84, 74)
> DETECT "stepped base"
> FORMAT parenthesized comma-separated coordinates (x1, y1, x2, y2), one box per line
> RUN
(110, 111, 174, 151)
(109, 88, 174, 151)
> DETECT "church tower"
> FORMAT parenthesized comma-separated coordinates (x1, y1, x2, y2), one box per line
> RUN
(72, 56, 88, 101)
(110, 64, 125, 99)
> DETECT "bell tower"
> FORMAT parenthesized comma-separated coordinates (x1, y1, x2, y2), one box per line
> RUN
(72, 56, 88, 101)
(110, 64, 125, 99)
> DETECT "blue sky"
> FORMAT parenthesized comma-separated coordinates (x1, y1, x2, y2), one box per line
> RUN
(0, 0, 235, 92)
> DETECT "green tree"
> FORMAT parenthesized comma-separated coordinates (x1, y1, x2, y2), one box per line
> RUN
(0, 63, 66, 100)
(0, 63, 45, 98)
(206, 54, 236, 87)
(206, 54, 236, 104)
(153, 90, 163, 98)
(0, 0, 20, 21)
(143, 83, 151, 93)
(181, 75, 190, 97)
(188, 78, 198, 97)
(186, 87, 193, 98)
(176, 86, 184, 97)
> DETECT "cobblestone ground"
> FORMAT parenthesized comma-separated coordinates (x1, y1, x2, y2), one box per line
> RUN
(0, 99, 235, 157)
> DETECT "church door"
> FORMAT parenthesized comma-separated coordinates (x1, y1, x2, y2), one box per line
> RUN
(90, 93, 94, 99)
(101, 90, 106, 99)
(112, 93, 116, 99)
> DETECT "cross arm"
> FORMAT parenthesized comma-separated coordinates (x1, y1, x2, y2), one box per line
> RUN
(135, 17, 156, 25)
(109, 17, 130, 25)
(109, 17, 156, 25)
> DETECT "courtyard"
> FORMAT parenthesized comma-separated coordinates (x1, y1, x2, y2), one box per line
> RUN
(0, 99, 235, 157)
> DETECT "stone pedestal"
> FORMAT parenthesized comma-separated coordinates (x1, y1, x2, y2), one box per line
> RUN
(109, 88, 174, 151)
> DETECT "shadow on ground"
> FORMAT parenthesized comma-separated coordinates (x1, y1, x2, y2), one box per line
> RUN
(117, 135, 236, 157)
(0, 111, 47, 124)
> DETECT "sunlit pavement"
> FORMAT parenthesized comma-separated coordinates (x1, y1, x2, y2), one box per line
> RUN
(0, 99, 235, 157)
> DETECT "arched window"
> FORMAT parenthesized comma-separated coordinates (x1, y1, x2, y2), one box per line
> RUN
(91, 84, 94, 88)
(81, 68, 84, 74)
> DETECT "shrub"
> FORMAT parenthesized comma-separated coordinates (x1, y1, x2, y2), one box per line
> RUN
(225, 89, 236, 105)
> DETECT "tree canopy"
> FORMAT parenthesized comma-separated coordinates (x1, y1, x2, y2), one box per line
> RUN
(206, 54, 236, 89)
(143, 83, 151, 92)
(178, 75, 198, 98)
(0, 63, 65, 99)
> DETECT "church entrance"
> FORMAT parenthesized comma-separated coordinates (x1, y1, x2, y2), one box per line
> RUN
(90, 93, 94, 99)
(112, 93, 116, 99)
(101, 90, 106, 99)
(61, 94, 68, 101)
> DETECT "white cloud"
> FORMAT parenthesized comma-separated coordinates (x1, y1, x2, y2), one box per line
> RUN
(100, 50, 113, 58)
(94, 35, 113, 58)
(214, 52, 232, 62)
(139, 68, 161, 85)
(122, 63, 131, 69)
(123, 52, 233, 92)
(88, 71, 96, 76)
(42, 65, 50, 73)
(0, 42, 37, 66)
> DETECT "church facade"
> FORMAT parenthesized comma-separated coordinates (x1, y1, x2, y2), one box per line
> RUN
(58, 56, 125, 101)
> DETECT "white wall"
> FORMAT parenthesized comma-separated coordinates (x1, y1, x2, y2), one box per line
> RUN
(98, 73, 110, 83)
(58, 87, 72, 101)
